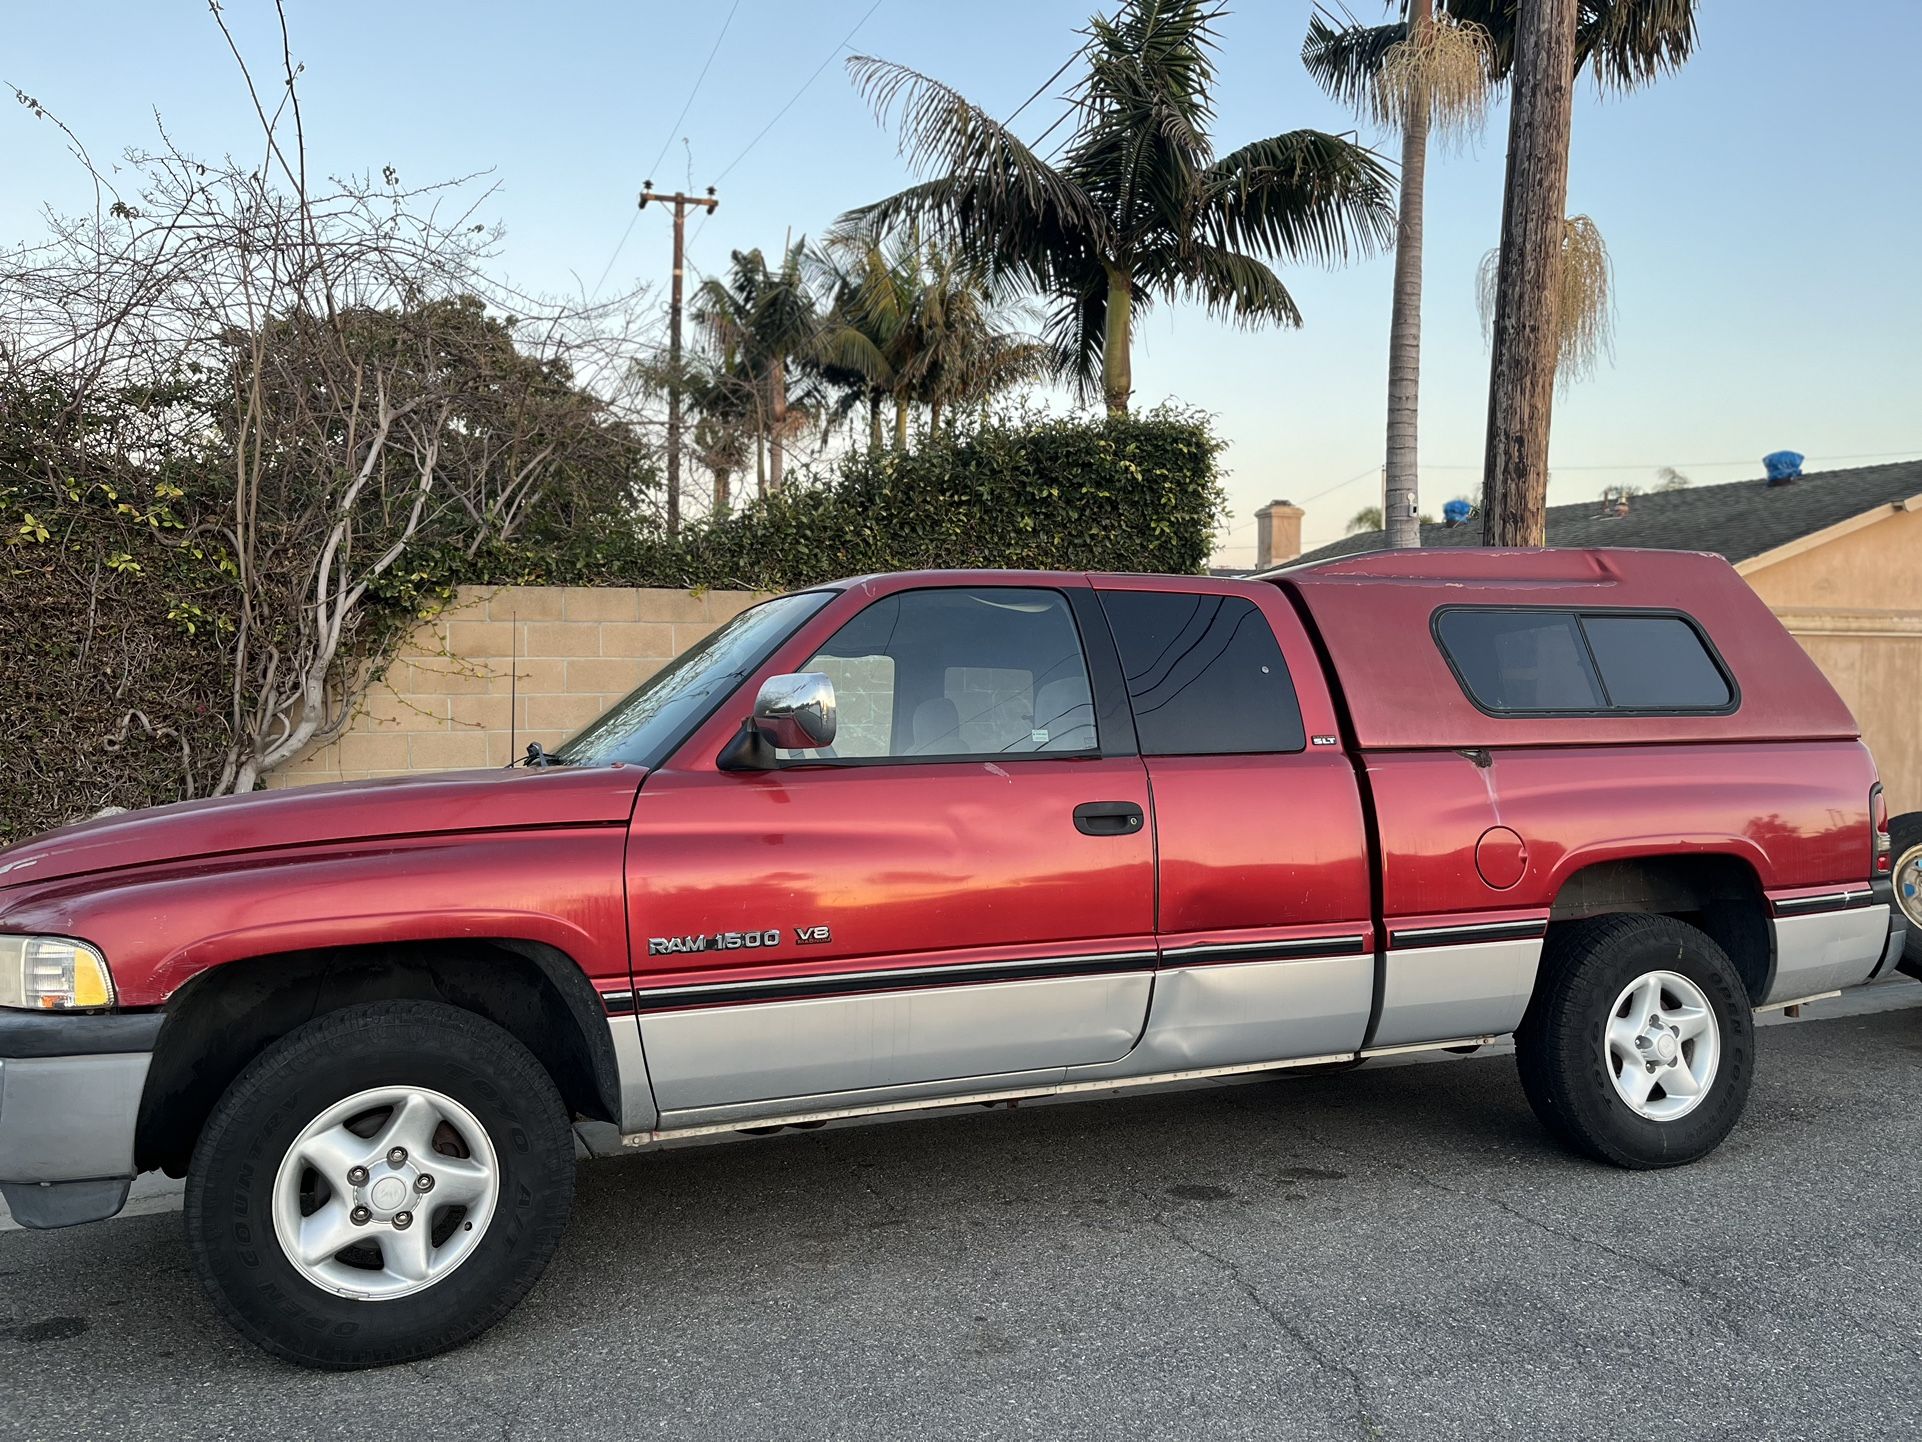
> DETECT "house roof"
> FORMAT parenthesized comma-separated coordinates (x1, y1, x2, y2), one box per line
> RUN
(1291, 458, 1922, 568)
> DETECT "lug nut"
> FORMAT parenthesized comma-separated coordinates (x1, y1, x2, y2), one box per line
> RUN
(350, 1205, 372, 1225)
(415, 1174, 435, 1194)
(393, 1210, 413, 1229)
(1633, 1036, 1650, 1050)
(387, 1146, 408, 1166)
(347, 1165, 369, 1185)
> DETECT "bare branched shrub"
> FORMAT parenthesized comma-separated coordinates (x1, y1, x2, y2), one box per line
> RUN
(1, 3, 656, 807)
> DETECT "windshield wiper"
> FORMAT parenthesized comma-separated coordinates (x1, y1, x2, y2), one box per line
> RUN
(518, 742, 573, 768)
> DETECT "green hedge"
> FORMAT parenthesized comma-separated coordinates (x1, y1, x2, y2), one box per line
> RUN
(452, 406, 1224, 592)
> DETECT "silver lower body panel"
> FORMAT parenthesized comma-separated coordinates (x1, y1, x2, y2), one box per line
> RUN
(1368, 937, 1543, 1051)
(639, 971, 1151, 1115)
(608, 1017, 659, 1134)
(1765, 906, 1889, 1005)
(1070, 952, 1372, 1078)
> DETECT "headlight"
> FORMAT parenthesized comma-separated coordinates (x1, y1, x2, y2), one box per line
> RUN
(0, 936, 116, 1010)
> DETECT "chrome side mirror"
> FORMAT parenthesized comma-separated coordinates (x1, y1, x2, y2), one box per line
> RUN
(752, 672, 837, 750)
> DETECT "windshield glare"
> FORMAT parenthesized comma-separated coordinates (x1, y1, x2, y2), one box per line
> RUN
(555, 590, 834, 768)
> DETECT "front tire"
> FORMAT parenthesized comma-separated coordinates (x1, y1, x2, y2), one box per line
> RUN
(184, 1000, 576, 1369)
(1516, 914, 1753, 1170)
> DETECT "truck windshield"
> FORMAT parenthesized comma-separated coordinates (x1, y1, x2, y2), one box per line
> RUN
(554, 590, 835, 769)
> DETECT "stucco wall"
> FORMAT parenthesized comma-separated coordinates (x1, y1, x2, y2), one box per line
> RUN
(1744, 509, 1922, 812)
(270, 586, 763, 787)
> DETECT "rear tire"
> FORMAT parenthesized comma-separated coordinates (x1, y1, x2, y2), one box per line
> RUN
(1516, 914, 1752, 1170)
(184, 1000, 576, 1369)
(1890, 811, 1922, 980)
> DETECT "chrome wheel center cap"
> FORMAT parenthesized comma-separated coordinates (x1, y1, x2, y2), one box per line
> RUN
(1652, 1032, 1678, 1064)
(368, 1175, 408, 1212)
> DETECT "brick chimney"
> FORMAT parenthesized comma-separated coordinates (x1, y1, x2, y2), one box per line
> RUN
(1254, 499, 1305, 570)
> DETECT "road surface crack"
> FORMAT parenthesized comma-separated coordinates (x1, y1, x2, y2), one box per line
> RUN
(1142, 1193, 1381, 1440)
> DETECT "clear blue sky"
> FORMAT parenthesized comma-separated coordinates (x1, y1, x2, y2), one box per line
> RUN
(7, 1, 1920, 561)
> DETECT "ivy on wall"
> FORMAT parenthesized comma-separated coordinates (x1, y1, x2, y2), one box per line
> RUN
(2, 407, 1222, 841)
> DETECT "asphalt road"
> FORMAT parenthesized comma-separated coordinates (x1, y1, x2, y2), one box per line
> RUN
(4, 993, 1921, 1441)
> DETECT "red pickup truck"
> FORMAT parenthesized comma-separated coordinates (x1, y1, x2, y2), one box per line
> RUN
(0, 548, 1903, 1367)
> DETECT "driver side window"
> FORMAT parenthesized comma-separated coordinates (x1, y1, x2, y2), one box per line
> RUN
(785, 587, 1096, 761)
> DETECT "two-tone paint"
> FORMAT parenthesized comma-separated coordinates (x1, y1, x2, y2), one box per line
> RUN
(0, 549, 1896, 1183)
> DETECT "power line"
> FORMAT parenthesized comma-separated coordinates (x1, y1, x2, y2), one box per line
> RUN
(586, 1, 740, 303)
(645, 0, 742, 183)
(1416, 447, 1922, 473)
(710, 0, 887, 187)
(1002, 43, 1086, 129)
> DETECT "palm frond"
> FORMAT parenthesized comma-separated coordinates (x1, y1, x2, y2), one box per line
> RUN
(1201, 130, 1397, 265)
(1301, 10, 1407, 113)
(1575, 0, 1698, 91)
(1041, 275, 1113, 404)
(1170, 244, 1303, 328)
(845, 56, 1102, 257)
(1447, 0, 1698, 90)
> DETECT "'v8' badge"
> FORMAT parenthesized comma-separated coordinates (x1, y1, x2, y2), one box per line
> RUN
(794, 925, 831, 945)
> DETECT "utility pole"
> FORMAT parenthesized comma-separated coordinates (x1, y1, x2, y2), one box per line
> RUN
(1479, 0, 1577, 547)
(639, 180, 718, 536)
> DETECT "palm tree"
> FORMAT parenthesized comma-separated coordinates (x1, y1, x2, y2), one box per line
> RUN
(1306, 3, 1492, 549)
(693, 244, 822, 495)
(813, 231, 1052, 448)
(844, 0, 1396, 417)
(1304, 1, 1696, 547)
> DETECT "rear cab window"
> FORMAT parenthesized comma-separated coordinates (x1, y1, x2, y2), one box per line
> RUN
(1099, 590, 1306, 754)
(1434, 607, 1735, 716)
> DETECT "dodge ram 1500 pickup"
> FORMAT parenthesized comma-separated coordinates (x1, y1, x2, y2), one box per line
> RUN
(0, 546, 1903, 1368)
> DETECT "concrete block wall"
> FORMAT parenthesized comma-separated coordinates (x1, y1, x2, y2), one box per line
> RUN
(270, 585, 763, 787)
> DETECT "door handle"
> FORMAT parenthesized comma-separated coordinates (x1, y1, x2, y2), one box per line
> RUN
(1074, 801, 1144, 836)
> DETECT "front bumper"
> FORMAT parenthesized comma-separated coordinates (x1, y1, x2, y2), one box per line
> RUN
(0, 1011, 161, 1229)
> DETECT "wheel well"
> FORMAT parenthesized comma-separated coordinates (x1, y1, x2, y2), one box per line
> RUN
(1547, 854, 1772, 1002)
(135, 940, 620, 1176)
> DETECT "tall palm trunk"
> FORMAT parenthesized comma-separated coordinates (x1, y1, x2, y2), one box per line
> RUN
(894, 395, 909, 450)
(1382, 0, 1432, 550)
(714, 468, 731, 515)
(755, 433, 767, 498)
(768, 357, 787, 493)
(1102, 265, 1133, 416)
(1481, 0, 1578, 546)
(868, 393, 883, 451)
(929, 397, 944, 433)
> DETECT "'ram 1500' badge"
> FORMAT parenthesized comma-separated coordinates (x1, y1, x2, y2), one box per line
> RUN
(648, 929, 782, 955)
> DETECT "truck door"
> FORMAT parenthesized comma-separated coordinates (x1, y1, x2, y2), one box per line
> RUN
(625, 582, 1156, 1123)
(1094, 582, 1376, 1069)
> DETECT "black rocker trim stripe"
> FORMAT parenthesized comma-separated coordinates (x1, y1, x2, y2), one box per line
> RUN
(1771, 889, 1878, 917)
(1159, 935, 1368, 966)
(1389, 919, 1549, 950)
(602, 949, 1158, 1016)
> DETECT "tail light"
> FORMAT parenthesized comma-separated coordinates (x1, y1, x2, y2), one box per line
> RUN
(1872, 784, 1891, 875)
